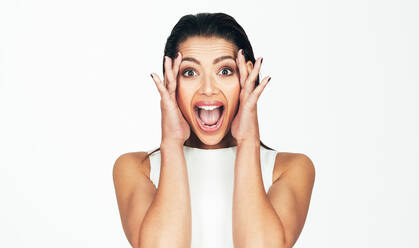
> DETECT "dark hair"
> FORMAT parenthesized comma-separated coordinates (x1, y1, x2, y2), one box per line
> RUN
(145, 12, 274, 160)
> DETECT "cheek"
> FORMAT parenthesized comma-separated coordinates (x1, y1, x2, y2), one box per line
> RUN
(176, 84, 194, 116)
(224, 84, 241, 113)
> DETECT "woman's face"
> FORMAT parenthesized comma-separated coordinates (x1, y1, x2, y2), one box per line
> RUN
(176, 36, 249, 146)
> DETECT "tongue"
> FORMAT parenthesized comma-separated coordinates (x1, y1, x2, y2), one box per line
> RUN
(198, 108, 221, 125)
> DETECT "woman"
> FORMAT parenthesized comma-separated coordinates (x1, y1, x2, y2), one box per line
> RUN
(113, 12, 315, 248)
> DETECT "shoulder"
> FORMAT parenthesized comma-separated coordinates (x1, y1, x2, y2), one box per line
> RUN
(273, 152, 315, 183)
(112, 151, 151, 180)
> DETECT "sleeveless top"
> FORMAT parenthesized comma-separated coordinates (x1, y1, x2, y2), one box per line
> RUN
(147, 145, 278, 248)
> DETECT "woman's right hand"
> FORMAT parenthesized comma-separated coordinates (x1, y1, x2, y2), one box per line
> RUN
(150, 52, 190, 146)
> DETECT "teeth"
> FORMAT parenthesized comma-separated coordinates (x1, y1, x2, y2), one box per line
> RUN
(196, 105, 221, 111)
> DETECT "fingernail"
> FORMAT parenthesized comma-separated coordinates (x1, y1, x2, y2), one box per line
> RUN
(267, 76, 271, 82)
(240, 49, 244, 55)
(175, 52, 179, 58)
(150, 73, 153, 78)
(261, 57, 263, 64)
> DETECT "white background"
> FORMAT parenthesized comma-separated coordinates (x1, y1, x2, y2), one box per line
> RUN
(1, 0, 418, 247)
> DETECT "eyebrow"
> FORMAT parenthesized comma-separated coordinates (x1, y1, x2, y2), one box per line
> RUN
(181, 55, 236, 65)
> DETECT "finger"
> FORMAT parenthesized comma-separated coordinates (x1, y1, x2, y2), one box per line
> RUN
(164, 56, 176, 94)
(163, 56, 169, 88)
(243, 57, 263, 97)
(150, 72, 169, 98)
(249, 76, 271, 104)
(163, 55, 174, 89)
(172, 52, 182, 78)
(237, 49, 248, 89)
(171, 52, 182, 92)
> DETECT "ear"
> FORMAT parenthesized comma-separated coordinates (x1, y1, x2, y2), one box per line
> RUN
(246, 60, 253, 74)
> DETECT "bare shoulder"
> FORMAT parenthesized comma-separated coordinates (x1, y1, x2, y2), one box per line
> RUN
(273, 152, 315, 183)
(112, 151, 151, 180)
(268, 152, 315, 247)
(112, 152, 156, 247)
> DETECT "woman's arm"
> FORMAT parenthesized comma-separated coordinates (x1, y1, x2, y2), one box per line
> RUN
(230, 49, 284, 247)
(233, 141, 315, 248)
(266, 152, 315, 248)
(138, 53, 192, 247)
(138, 141, 191, 248)
(113, 152, 158, 248)
(230, 49, 315, 247)
(233, 141, 286, 247)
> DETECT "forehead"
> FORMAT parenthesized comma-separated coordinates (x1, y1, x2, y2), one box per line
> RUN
(178, 36, 237, 58)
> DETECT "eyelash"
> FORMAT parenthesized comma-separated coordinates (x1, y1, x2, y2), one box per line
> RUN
(182, 67, 234, 78)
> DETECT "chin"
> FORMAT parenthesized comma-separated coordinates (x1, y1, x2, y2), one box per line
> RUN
(193, 131, 226, 145)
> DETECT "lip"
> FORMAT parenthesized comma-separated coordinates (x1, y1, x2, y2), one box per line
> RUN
(193, 100, 225, 133)
(194, 100, 224, 107)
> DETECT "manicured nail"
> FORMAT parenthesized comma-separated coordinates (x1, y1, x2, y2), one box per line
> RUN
(267, 76, 271, 82)
(175, 52, 179, 58)
(150, 73, 153, 78)
(261, 57, 263, 64)
(240, 49, 244, 55)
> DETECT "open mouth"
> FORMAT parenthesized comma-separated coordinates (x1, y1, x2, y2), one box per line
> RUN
(193, 101, 225, 133)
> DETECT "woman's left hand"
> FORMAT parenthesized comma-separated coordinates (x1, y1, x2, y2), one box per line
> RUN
(231, 49, 271, 146)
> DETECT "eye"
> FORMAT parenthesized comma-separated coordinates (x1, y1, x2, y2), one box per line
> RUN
(218, 67, 234, 76)
(182, 68, 197, 77)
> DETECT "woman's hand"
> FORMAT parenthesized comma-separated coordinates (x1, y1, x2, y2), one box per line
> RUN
(151, 52, 190, 146)
(231, 49, 271, 145)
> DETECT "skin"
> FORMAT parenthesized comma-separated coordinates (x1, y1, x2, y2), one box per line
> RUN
(176, 36, 252, 148)
(113, 36, 315, 248)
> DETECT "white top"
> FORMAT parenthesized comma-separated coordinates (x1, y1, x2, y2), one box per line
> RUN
(147, 145, 278, 248)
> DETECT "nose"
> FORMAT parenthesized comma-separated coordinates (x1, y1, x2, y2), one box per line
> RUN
(199, 75, 219, 96)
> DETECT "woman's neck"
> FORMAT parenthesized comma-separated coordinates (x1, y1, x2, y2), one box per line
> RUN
(184, 131, 237, 149)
